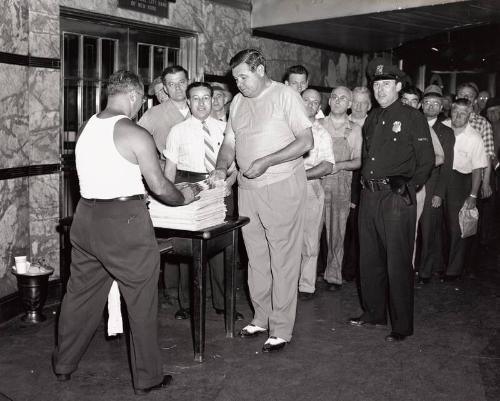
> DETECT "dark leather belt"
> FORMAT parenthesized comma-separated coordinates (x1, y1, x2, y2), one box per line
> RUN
(83, 194, 146, 202)
(361, 177, 391, 192)
(176, 170, 209, 184)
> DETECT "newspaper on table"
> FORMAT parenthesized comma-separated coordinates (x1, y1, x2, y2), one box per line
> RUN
(149, 179, 227, 230)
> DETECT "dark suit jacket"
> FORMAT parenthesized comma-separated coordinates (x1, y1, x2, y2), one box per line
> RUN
(431, 120, 455, 199)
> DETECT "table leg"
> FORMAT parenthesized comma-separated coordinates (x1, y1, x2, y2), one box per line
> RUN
(224, 229, 237, 338)
(191, 239, 207, 362)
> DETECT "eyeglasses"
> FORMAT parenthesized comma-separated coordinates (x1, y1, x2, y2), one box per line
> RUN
(330, 94, 349, 102)
(165, 80, 188, 89)
(423, 100, 441, 106)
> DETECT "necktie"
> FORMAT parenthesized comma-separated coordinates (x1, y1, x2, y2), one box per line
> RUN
(202, 120, 216, 172)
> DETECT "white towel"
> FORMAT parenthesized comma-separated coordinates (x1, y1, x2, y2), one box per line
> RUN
(107, 280, 123, 336)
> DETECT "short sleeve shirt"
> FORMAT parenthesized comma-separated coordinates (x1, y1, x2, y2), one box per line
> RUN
(226, 81, 312, 188)
(453, 123, 488, 174)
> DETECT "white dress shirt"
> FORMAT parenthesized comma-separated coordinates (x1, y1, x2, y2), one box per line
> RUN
(452, 123, 488, 174)
(163, 116, 226, 173)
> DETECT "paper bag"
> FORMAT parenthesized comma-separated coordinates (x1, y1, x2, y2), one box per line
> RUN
(459, 206, 479, 238)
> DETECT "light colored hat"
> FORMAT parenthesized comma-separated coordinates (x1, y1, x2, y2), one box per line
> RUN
(423, 84, 443, 98)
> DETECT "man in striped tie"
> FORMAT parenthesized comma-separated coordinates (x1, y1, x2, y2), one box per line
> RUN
(163, 81, 241, 320)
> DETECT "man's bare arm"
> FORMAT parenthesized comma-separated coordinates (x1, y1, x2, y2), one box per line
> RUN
(306, 161, 333, 180)
(210, 130, 236, 182)
(116, 120, 195, 205)
(164, 159, 177, 183)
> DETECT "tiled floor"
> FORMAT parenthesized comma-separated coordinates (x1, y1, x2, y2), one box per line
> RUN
(0, 251, 499, 401)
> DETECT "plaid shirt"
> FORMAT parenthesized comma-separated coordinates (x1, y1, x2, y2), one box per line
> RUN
(469, 112, 495, 159)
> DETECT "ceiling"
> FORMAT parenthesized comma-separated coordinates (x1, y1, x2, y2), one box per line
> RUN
(252, 0, 500, 71)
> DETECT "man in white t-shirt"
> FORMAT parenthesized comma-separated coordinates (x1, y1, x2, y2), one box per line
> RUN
(211, 49, 313, 353)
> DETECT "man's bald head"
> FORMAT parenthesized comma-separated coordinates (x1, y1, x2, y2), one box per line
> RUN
(302, 88, 322, 118)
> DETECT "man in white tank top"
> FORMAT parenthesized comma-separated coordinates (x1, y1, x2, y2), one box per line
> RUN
(52, 70, 198, 395)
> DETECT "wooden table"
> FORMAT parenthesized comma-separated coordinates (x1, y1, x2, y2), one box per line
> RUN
(154, 217, 249, 362)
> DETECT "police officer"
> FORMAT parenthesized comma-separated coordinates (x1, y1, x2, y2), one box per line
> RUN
(348, 59, 434, 342)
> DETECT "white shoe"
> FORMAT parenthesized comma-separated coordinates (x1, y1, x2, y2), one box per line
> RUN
(239, 324, 267, 337)
(262, 336, 287, 352)
(263, 336, 286, 346)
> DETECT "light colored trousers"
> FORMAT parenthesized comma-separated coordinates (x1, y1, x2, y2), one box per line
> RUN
(238, 168, 306, 342)
(299, 180, 325, 293)
(413, 185, 426, 268)
(322, 173, 351, 285)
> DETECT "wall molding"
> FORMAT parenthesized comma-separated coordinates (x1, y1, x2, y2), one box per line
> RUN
(0, 164, 60, 181)
(208, 0, 251, 11)
(0, 51, 60, 69)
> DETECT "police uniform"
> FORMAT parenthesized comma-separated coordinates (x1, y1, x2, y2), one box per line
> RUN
(357, 61, 434, 337)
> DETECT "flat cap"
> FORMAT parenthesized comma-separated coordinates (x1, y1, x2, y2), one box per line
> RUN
(367, 58, 404, 81)
(423, 84, 443, 98)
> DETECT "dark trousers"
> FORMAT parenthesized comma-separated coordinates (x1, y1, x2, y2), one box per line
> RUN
(443, 171, 472, 276)
(358, 188, 416, 336)
(53, 199, 162, 389)
(419, 169, 444, 278)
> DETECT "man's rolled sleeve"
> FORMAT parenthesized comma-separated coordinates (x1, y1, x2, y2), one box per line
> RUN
(162, 127, 180, 164)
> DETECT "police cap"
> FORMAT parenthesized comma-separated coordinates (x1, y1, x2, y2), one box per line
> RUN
(367, 58, 404, 82)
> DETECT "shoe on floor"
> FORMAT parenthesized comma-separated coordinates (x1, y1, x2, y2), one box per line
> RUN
(239, 324, 267, 338)
(416, 277, 430, 285)
(262, 336, 287, 353)
(347, 316, 387, 328)
(134, 375, 173, 395)
(298, 291, 315, 300)
(385, 332, 407, 342)
(174, 308, 190, 320)
(214, 308, 244, 321)
(326, 283, 342, 291)
(55, 373, 71, 382)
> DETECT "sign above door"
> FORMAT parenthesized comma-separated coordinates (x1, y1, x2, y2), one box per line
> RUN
(117, 0, 175, 19)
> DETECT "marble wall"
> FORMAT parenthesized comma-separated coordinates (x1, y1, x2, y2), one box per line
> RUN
(0, 0, 366, 301)
(0, 0, 61, 299)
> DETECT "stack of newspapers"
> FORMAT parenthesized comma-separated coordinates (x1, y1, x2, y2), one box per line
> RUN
(149, 180, 227, 230)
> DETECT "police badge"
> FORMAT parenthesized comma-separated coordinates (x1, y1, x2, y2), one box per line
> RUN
(392, 121, 402, 133)
(376, 65, 384, 75)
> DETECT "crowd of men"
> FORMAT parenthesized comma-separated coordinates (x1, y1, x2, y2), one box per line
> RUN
(52, 48, 499, 394)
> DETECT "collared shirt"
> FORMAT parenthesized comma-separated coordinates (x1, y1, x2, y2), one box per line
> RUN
(138, 99, 190, 153)
(227, 81, 312, 189)
(322, 115, 363, 162)
(303, 120, 335, 170)
(452, 123, 488, 174)
(163, 116, 226, 173)
(469, 112, 495, 159)
(361, 100, 434, 186)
